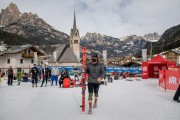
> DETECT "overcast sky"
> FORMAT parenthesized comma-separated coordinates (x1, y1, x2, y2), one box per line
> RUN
(0, 0, 180, 38)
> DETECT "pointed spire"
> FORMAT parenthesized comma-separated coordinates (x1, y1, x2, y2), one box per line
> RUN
(73, 8, 77, 31)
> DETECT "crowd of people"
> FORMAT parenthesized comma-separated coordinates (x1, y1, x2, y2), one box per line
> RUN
(0, 64, 83, 88)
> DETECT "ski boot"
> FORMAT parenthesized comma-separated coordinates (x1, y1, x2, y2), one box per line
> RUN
(32, 84, 34, 87)
(36, 84, 38, 87)
(93, 103, 97, 108)
(88, 108, 92, 115)
(17, 82, 20, 85)
(45, 84, 47, 87)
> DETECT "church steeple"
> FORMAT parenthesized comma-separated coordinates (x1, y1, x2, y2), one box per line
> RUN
(70, 9, 80, 62)
(73, 9, 77, 31)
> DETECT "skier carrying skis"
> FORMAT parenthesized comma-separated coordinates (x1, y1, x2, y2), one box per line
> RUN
(17, 66, 22, 85)
(86, 53, 105, 114)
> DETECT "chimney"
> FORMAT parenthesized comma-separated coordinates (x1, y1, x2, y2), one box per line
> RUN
(177, 56, 180, 65)
(6, 46, 11, 51)
(53, 51, 58, 62)
(0, 41, 4, 44)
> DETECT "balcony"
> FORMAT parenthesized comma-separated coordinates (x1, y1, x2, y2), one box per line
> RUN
(22, 53, 34, 58)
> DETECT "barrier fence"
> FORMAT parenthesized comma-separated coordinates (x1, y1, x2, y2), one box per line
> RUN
(159, 68, 180, 91)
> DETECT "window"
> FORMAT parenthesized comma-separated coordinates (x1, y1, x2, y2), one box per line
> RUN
(28, 50, 31, 54)
(20, 59, 23, 64)
(74, 40, 78, 43)
(31, 59, 34, 63)
(75, 33, 77, 36)
(7, 59, 10, 64)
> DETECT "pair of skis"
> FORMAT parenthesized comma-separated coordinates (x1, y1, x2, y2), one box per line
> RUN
(80, 47, 86, 112)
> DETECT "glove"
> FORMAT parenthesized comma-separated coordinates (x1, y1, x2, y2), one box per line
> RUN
(97, 78, 102, 83)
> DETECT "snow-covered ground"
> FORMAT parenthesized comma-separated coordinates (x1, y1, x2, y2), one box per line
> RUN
(0, 78, 179, 120)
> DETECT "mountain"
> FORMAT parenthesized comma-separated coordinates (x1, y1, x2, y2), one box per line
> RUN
(0, 3, 69, 46)
(143, 32, 160, 42)
(0, 3, 21, 26)
(80, 32, 148, 57)
(143, 24, 180, 55)
(121, 35, 147, 50)
(1, 3, 168, 58)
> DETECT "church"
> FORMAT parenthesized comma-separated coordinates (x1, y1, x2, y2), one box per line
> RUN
(48, 11, 80, 66)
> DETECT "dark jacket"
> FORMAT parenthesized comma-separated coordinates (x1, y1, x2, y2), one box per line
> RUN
(44, 67, 51, 76)
(17, 67, 21, 73)
(86, 62, 105, 84)
(31, 67, 39, 77)
(60, 69, 69, 80)
(8, 68, 13, 76)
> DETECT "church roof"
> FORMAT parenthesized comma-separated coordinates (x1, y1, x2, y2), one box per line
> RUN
(48, 44, 78, 63)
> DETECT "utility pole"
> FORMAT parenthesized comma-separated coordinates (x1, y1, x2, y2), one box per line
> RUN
(162, 39, 163, 52)
(150, 41, 152, 59)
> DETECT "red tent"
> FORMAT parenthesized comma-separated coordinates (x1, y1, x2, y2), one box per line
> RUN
(142, 54, 176, 79)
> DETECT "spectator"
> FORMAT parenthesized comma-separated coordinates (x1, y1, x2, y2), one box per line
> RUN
(59, 67, 68, 88)
(72, 66, 80, 81)
(51, 65, 59, 86)
(31, 64, 39, 87)
(41, 65, 51, 87)
(17, 66, 22, 85)
(7, 66, 14, 86)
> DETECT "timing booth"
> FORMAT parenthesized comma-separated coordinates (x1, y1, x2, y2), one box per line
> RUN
(142, 54, 176, 79)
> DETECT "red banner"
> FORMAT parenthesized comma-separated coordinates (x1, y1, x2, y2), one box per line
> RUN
(159, 69, 180, 91)
(142, 62, 148, 79)
(165, 70, 180, 90)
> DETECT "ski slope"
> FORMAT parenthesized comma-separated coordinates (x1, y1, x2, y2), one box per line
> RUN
(0, 78, 179, 120)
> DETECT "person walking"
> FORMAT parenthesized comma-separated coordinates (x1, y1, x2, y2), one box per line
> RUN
(51, 65, 59, 86)
(86, 53, 105, 114)
(173, 84, 180, 103)
(7, 66, 14, 86)
(17, 66, 22, 85)
(41, 65, 51, 87)
(31, 64, 39, 87)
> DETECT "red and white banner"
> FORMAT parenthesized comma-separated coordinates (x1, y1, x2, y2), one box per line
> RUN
(142, 62, 148, 79)
(159, 68, 180, 91)
(165, 70, 180, 90)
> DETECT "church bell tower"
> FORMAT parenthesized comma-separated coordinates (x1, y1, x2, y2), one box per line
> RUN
(70, 9, 80, 61)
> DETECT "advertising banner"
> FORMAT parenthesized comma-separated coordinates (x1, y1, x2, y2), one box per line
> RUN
(165, 70, 180, 90)
(142, 62, 149, 79)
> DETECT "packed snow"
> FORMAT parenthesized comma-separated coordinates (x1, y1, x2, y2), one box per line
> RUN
(0, 77, 179, 120)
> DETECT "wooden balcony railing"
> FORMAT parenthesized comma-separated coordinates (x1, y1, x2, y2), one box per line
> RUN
(22, 53, 34, 58)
